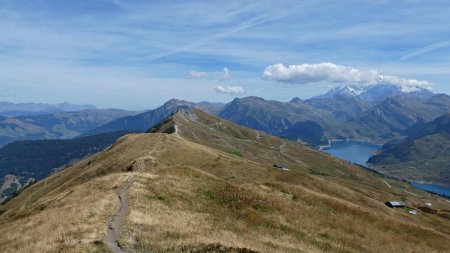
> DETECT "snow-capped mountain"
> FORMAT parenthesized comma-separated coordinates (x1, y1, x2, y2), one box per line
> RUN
(315, 83, 433, 103)
(316, 85, 366, 98)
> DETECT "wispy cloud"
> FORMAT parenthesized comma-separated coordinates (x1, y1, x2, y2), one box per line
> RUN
(213, 85, 244, 94)
(0, 1, 448, 107)
(188, 68, 230, 81)
(400, 40, 450, 61)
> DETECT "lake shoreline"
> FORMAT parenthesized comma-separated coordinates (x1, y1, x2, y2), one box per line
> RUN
(368, 164, 450, 188)
(319, 138, 385, 151)
(410, 182, 450, 198)
(321, 140, 381, 166)
(324, 140, 450, 198)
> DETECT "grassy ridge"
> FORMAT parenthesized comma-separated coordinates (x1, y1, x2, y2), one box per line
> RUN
(0, 109, 449, 252)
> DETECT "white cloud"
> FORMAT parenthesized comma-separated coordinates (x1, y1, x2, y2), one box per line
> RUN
(377, 75, 432, 91)
(218, 68, 230, 81)
(187, 68, 230, 81)
(213, 85, 244, 94)
(2, 2, 448, 106)
(188, 70, 209, 79)
(263, 62, 379, 84)
(263, 62, 432, 90)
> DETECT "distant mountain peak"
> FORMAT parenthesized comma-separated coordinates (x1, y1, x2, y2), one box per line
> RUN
(228, 96, 267, 105)
(290, 97, 302, 103)
(241, 96, 266, 101)
(315, 85, 366, 99)
(81, 99, 227, 137)
(164, 98, 194, 106)
(336, 85, 365, 96)
(315, 83, 433, 102)
(148, 108, 199, 133)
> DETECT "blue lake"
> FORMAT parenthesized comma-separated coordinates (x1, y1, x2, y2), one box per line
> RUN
(323, 140, 450, 197)
(410, 183, 450, 197)
(322, 140, 381, 167)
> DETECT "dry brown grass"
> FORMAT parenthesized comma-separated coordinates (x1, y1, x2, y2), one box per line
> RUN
(119, 166, 450, 253)
(0, 173, 134, 253)
(0, 109, 449, 252)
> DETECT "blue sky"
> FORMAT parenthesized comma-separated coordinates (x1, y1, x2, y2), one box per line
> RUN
(0, 0, 449, 109)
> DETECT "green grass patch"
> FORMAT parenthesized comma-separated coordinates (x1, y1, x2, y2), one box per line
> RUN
(309, 169, 328, 176)
(296, 231, 307, 241)
(226, 150, 243, 158)
(157, 195, 169, 201)
(202, 190, 215, 200)
(253, 201, 271, 212)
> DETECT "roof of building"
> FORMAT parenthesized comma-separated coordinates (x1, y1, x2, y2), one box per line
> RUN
(274, 163, 286, 168)
(386, 201, 405, 207)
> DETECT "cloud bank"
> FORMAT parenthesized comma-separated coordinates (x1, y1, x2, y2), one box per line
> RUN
(263, 63, 432, 90)
(213, 85, 244, 94)
(188, 68, 230, 81)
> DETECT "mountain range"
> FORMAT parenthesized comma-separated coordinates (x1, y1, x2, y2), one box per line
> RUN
(368, 113, 450, 186)
(83, 99, 227, 136)
(2, 84, 445, 148)
(217, 85, 449, 144)
(0, 109, 138, 147)
(218, 96, 339, 137)
(0, 108, 449, 252)
(346, 94, 450, 140)
(82, 99, 196, 136)
(1, 83, 449, 200)
(314, 83, 433, 103)
(0, 101, 96, 117)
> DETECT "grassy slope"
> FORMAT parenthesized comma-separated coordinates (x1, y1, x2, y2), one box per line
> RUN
(0, 109, 449, 253)
(369, 133, 450, 186)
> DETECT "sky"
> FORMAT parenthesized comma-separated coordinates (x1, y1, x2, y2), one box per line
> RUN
(0, 0, 450, 109)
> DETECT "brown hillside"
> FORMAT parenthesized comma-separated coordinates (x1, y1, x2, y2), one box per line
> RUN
(0, 109, 449, 253)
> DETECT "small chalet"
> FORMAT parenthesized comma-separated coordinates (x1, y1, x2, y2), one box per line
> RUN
(274, 163, 287, 170)
(385, 201, 405, 208)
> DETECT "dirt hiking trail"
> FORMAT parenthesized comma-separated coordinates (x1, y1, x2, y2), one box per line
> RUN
(104, 178, 134, 253)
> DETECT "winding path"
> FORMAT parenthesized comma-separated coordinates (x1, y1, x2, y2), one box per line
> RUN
(174, 124, 181, 137)
(278, 142, 286, 159)
(104, 178, 134, 253)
